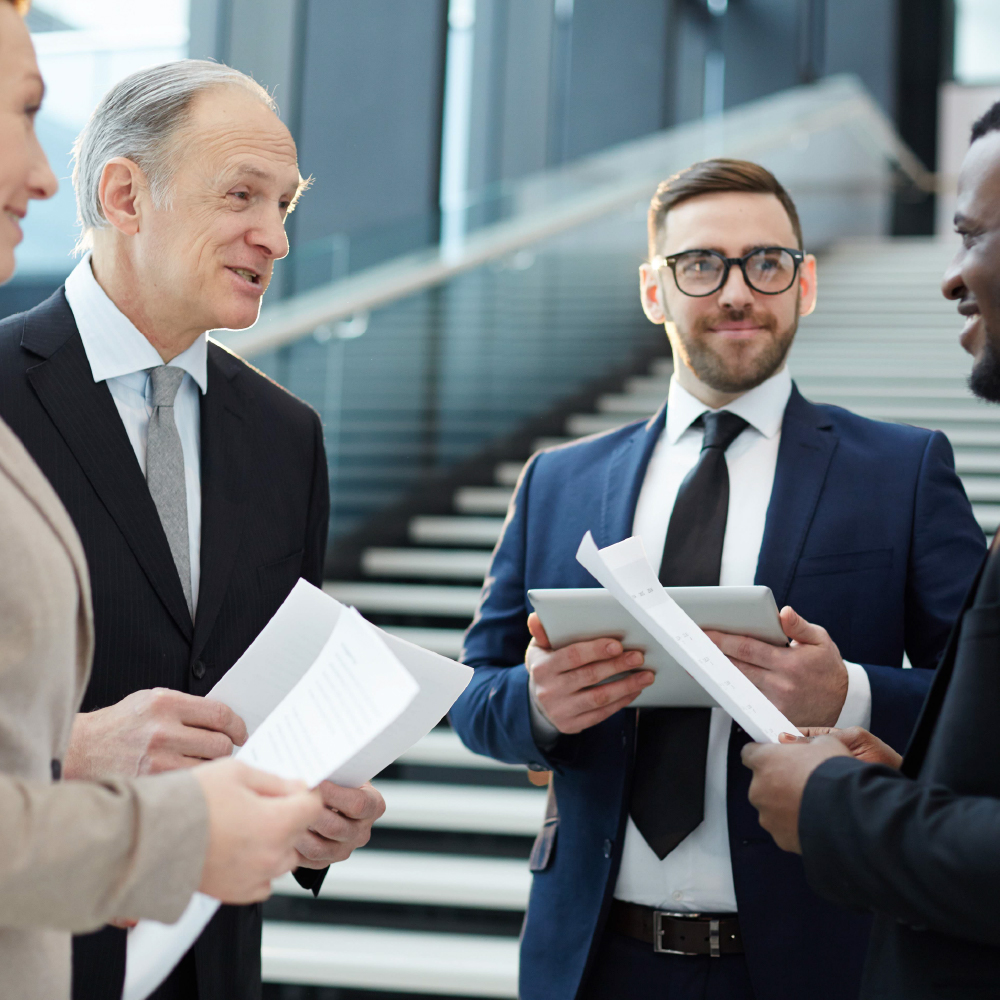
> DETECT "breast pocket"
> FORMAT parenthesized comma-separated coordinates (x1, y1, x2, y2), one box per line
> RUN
(795, 547, 893, 578)
(257, 549, 304, 591)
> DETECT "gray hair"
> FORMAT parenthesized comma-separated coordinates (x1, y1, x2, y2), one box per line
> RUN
(72, 59, 277, 250)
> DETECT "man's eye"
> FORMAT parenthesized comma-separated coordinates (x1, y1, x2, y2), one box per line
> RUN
(231, 191, 250, 201)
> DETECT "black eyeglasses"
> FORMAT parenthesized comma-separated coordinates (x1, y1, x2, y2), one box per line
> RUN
(651, 247, 805, 297)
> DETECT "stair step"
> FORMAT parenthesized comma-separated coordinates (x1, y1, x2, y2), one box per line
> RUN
(261, 923, 518, 997)
(597, 394, 660, 415)
(532, 436, 573, 452)
(381, 626, 466, 657)
(954, 450, 1000, 474)
(409, 516, 504, 547)
(323, 581, 481, 617)
(363, 547, 492, 580)
(398, 729, 522, 771)
(849, 405, 1000, 424)
(793, 364, 971, 379)
(455, 486, 515, 515)
(974, 504, 1000, 532)
(373, 781, 546, 835)
(937, 428, 1000, 447)
(495, 461, 526, 486)
(272, 850, 530, 910)
(566, 413, 632, 436)
(797, 384, 973, 400)
(960, 477, 1000, 502)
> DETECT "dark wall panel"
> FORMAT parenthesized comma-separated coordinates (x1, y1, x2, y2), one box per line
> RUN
(293, 0, 447, 256)
(722, 0, 800, 108)
(561, 0, 670, 160)
(824, 0, 898, 116)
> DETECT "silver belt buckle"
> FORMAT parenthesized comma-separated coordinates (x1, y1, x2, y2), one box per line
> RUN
(653, 911, 722, 958)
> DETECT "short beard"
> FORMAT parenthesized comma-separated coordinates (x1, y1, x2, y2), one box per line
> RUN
(675, 306, 798, 394)
(969, 333, 1000, 403)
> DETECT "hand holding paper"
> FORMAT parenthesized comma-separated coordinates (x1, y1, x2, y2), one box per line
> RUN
(575, 532, 802, 744)
(193, 759, 324, 903)
(124, 581, 472, 1000)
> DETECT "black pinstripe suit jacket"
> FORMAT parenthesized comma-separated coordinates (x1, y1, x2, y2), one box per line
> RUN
(0, 289, 330, 1000)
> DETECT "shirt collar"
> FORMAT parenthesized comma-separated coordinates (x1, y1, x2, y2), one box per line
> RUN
(64, 254, 208, 393)
(665, 366, 792, 444)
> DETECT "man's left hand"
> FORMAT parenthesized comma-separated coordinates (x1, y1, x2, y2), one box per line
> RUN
(293, 781, 386, 868)
(741, 736, 850, 853)
(705, 606, 848, 727)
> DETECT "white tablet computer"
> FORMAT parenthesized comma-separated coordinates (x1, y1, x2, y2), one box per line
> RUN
(527, 586, 787, 708)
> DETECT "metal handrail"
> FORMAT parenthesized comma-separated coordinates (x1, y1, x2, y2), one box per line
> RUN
(218, 75, 930, 360)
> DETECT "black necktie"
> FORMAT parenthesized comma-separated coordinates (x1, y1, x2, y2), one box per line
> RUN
(629, 410, 749, 860)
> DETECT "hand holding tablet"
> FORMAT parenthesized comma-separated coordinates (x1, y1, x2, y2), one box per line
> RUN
(529, 583, 787, 709)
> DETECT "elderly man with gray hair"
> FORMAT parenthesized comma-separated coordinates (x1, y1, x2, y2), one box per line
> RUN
(0, 59, 384, 1000)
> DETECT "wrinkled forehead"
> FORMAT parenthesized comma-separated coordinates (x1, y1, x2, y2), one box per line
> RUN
(178, 86, 301, 190)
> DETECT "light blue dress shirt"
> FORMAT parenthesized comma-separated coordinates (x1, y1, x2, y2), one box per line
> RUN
(64, 255, 207, 612)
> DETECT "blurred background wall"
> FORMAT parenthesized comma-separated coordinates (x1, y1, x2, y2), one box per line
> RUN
(10, 0, 1000, 319)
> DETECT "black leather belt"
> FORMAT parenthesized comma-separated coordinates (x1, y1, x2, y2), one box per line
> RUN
(608, 900, 744, 957)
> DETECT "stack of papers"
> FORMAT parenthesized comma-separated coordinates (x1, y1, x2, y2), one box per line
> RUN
(123, 580, 473, 1000)
(576, 532, 802, 745)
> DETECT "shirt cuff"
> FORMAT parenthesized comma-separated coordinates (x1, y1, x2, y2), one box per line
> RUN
(835, 660, 872, 730)
(527, 674, 560, 751)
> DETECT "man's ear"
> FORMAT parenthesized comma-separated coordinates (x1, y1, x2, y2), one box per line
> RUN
(798, 253, 818, 317)
(639, 263, 670, 325)
(98, 157, 148, 237)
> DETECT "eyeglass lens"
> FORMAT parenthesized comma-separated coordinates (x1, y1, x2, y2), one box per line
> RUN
(673, 249, 798, 295)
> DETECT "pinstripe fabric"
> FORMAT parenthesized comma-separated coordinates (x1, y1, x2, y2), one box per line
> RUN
(0, 289, 330, 1000)
(64, 257, 206, 612)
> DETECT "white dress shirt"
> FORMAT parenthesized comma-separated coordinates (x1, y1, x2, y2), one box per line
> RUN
(530, 366, 871, 914)
(64, 255, 207, 612)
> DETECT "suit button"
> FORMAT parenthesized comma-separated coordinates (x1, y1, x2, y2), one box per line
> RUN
(51, 759, 61, 781)
(602, 839, 613, 858)
(192, 660, 207, 680)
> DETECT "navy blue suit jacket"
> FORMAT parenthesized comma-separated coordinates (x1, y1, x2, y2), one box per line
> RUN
(449, 386, 986, 1000)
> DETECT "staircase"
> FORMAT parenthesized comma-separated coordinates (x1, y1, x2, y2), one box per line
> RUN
(262, 237, 990, 999)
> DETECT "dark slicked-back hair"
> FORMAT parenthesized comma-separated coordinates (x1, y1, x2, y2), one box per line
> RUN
(971, 101, 1000, 144)
(647, 158, 803, 258)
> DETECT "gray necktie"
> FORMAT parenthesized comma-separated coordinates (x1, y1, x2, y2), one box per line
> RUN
(146, 365, 193, 618)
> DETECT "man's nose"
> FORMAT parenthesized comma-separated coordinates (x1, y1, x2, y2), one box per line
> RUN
(249, 209, 290, 261)
(717, 261, 755, 309)
(941, 253, 965, 301)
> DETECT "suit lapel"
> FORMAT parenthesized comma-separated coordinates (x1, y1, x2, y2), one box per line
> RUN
(23, 302, 194, 642)
(599, 399, 667, 545)
(754, 385, 838, 606)
(191, 344, 248, 661)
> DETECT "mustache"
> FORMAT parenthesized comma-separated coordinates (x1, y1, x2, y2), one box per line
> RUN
(693, 308, 779, 334)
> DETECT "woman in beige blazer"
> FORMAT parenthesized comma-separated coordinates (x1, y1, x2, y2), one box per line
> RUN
(0, 4, 324, 997)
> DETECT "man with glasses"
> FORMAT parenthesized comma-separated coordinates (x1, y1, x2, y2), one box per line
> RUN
(449, 158, 985, 1000)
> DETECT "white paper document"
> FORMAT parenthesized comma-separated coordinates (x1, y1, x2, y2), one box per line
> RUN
(575, 531, 802, 745)
(124, 580, 473, 1000)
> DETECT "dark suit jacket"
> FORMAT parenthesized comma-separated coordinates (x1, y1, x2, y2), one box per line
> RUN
(801, 542, 1000, 999)
(448, 388, 986, 1000)
(0, 290, 330, 1000)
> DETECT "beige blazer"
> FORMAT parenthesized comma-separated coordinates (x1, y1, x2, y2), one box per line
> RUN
(0, 416, 208, 1000)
